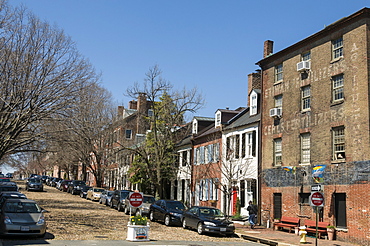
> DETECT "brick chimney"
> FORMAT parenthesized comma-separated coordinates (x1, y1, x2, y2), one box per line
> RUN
(248, 71, 261, 106)
(264, 40, 274, 58)
(117, 106, 124, 116)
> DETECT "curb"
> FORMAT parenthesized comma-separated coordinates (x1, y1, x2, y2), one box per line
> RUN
(238, 233, 300, 246)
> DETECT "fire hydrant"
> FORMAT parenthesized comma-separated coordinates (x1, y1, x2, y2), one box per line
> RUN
(299, 226, 307, 244)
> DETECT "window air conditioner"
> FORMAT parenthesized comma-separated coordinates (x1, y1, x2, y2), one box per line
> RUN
(269, 108, 282, 118)
(297, 61, 311, 72)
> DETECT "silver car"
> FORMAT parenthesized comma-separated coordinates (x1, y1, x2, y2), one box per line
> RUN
(0, 198, 46, 237)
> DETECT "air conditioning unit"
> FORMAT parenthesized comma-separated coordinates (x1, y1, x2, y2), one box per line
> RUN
(297, 61, 311, 72)
(269, 108, 282, 118)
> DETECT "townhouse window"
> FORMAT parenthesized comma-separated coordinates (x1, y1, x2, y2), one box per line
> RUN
(214, 142, 220, 162)
(299, 193, 310, 204)
(241, 133, 246, 158)
(125, 129, 132, 139)
(301, 86, 311, 111)
(332, 74, 344, 102)
(333, 126, 345, 160)
(274, 94, 283, 110)
(301, 133, 310, 164)
(273, 138, 282, 166)
(332, 37, 343, 60)
(192, 120, 197, 134)
(148, 109, 153, 117)
(199, 146, 205, 164)
(275, 64, 283, 83)
(235, 134, 240, 159)
(181, 151, 188, 166)
(302, 51, 311, 61)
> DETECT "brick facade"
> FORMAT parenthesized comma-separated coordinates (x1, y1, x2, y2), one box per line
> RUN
(257, 8, 370, 245)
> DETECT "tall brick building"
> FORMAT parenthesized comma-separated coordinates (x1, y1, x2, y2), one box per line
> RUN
(257, 8, 370, 244)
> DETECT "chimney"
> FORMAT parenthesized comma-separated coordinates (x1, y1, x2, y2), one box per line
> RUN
(264, 40, 274, 58)
(248, 71, 261, 106)
(117, 106, 124, 116)
(129, 100, 137, 109)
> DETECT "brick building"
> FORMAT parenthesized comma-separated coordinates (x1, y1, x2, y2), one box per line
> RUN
(257, 8, 370, 245)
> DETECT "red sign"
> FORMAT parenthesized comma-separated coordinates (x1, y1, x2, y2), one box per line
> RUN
(129, 192, 143, 207)
(310, 192, 324, 206)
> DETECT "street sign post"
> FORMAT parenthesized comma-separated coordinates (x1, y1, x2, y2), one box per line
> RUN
(310, 191, 324, 207)
(129, 192, 143, 208)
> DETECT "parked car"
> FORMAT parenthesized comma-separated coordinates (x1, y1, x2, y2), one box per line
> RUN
(0, 198, 46, 237)
(55, 179, 64, 190)
(25, 178, 43, 192)
(50, 178, 62, 187)
(149, 199, 186, 226)
(0, 192, 27, 206)
(40, 175, 49, 183)
(59, 180, 72, 192)
(67, 180, 86, 195)
(0, 182, 18, 192)
(86, 187, 105, 201)
(79, 185, 92, 198)
(124, 194, 155, 216)
(109, 190, 131, 210)
(99, 190, 113, 206)
(181, 206, 235, 236)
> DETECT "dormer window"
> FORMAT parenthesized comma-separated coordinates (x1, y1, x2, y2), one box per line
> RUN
(250, 91, 258, 115)
(192, 119, 198, 134)
(215, 111, 221, 127)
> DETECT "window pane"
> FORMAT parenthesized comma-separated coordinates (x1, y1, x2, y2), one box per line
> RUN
(333, 37, 343, 59)
(302, 86, 311, 110)
(333, 75, 344, 101)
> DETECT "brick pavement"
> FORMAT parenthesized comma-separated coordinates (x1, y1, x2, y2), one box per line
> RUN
(234, 224, 361, 246)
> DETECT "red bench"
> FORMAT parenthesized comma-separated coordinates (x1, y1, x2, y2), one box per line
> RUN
(273, 216, 300, 233)
(304, 220, 329, 238)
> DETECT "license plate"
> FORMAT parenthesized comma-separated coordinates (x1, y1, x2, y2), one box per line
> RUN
(220, 228, 226, 232)
(21, 226, 30, 231)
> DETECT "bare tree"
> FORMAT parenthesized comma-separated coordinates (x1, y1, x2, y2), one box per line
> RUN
(125, 65, 204, 198)
(0, 2, 99, 163)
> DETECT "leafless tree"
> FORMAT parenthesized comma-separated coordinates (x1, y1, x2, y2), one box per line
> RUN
(125, 65, 204, 198)
(0, 2, 100, 165)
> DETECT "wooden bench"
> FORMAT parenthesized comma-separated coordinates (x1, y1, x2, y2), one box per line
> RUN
(304, 220, 329, 238)
(273, 216, 300, 233)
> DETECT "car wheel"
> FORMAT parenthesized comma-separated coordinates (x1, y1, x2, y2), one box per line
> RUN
(71, 189, 75, 195)
(117, 203, 123, 212)
(110, 201, 114, 208)
(149, 211, 155, 222)
(197, 222, 204, 235)
(182, 218, 188, 229)
(124, 206, 129, 215)
(99, 199, 102, 204)
(164, 215, 171, 226)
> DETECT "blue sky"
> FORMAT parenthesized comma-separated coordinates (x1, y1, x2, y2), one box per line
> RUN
(9, 0, 369, 118)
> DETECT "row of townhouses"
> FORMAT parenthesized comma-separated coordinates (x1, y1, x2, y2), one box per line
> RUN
(52, 8, 369, 245)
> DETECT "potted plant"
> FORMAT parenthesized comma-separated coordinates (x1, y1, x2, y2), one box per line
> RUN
(326, 225, 335, 240)
(126, 215, 150, 241)
(273, 218, 280, 230)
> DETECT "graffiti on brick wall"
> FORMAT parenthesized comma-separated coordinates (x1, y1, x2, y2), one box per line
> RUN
(263, 161, 370, 187)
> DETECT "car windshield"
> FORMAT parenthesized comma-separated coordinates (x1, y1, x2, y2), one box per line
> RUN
(199, 208, 224, 217)
(29, 178, 41, 183)
(167, 201, 185, 210)
(4, 202, 41, 213)
(144, 196, 155, 203)
(94, 188, 104, 192)
(0, 186, 18, 192)
(120, 191, 129, 198)
(0, 179, 10, 182)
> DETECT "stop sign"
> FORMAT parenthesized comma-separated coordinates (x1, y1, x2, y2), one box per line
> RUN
(310, 192, 324, 206)
(129, 192, 143, 207)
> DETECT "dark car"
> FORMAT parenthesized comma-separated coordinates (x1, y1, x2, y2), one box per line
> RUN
(67, 180, 86, 195)
(109, 190, 131, 211)
(59, 180, 72, 192)
(40, 175, 49, 183)
(149, 199, 186, 226)
(79, 185, 92, 198)
(0, 182, 18, 192)
(0, 192, 27, 206)
(181, 206, 235, 236)
(124, 194, 155, 216)
(25, 178, 43, 192)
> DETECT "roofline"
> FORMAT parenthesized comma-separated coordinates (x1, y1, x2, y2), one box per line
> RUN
(256, 7, 370, 67)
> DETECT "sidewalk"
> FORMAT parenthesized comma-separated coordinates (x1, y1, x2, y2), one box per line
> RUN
(234, 224, 360, 246)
